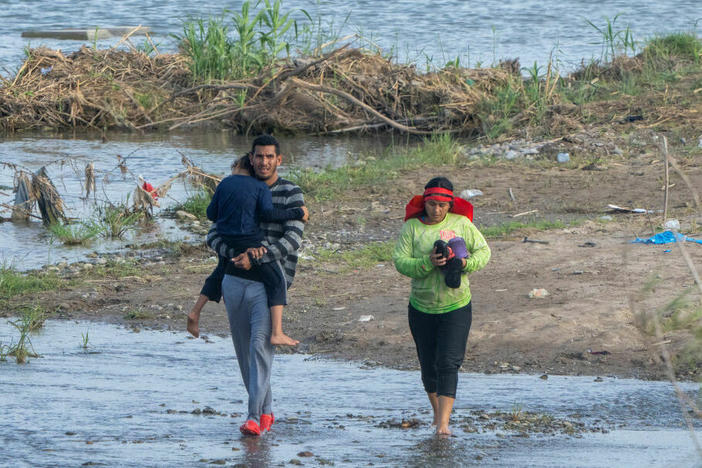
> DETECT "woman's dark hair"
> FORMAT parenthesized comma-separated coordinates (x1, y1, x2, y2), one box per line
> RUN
(424, 177, 453, 192)
(424, 176, 454, 213)
(233, 153, 254, 175)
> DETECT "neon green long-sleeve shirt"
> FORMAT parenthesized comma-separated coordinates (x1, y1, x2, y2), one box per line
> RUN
(392, 213, 491, 314)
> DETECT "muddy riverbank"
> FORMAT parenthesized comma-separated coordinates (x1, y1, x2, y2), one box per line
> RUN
(4, 126, 702, 381)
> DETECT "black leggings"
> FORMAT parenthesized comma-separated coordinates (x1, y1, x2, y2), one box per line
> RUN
(408, 302, 472, 398)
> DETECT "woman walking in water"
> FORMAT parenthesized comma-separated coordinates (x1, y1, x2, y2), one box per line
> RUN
(393, 176, 490, 435)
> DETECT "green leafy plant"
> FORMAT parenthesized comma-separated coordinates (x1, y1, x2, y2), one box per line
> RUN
(586, 14, 636, 62)
(48, 222, 101, 246)
(6, 306, 45, 364)
(0, 342, 9, 361)
(94, 201, 144, 239)
(81, 330, 90, 349)
(173, 191, 211, 220)
(259, 0, 296, 60)
(178, 0, 307, 81)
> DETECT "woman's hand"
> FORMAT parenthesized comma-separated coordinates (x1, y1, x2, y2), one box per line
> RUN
(301, 205, 310, 223)
(429, 247, 447, 267)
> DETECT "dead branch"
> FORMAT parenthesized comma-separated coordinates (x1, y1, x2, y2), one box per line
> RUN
(289, 77, 433, 135)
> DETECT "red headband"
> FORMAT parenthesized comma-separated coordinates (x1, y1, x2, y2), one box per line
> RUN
(423, 187, 454, 202)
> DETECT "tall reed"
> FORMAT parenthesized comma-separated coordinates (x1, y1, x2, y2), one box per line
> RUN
(178, 0, 301, 82)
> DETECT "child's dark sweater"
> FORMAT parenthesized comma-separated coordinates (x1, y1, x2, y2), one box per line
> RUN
(206, 174, 303, 253)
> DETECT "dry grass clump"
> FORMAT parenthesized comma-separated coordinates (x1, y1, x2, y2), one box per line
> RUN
(0, 46, 190, 131)
(0, 46, 513, 135)
(1, 35, 700, 138)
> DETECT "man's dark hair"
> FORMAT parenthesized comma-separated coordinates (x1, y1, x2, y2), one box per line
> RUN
(424, 176, 454, 192)
(251, 134, 280, 155)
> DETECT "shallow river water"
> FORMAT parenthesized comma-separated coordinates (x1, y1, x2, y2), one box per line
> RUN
(1, 0, 700, 74)
(1, 320, 700, 467)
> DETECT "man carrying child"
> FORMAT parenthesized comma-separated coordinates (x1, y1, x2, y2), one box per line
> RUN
(188, 135, 308, 436)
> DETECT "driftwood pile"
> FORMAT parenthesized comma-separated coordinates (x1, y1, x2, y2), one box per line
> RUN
(0, 45, 516, 135)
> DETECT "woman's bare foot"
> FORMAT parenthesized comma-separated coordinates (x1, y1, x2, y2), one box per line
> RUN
(436, 425, 451, 436)
(270, 332, 299, 346)
(187, 312, 200, 338)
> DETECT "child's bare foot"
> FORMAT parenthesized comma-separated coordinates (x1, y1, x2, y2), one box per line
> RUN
(187, 312, 200, 338)
(436, 425, 451, 436)
(270, 333, 299, 346)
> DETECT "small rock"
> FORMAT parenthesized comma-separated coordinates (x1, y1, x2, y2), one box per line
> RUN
(358, 315, 374, 322)
(504, 150, 519, 160)
(663, 219, 680, 231)
(556, 152, 570, 163)
(176, 210, 197, 220)
(297, 451, 314, 457)
(540, 374, 548, 380)
(460, 189, 483, 199)
(528, 288, 549, 298)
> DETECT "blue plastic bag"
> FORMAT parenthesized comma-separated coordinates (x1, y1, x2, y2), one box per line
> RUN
(632, 230, 702, 245)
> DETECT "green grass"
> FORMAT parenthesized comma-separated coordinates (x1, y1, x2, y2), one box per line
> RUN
(5, 305, 45, 363)
(476, 78, 523, 139)
(469, 30, 702, 138)
(81, 330, 90, 349)
(480, 220, 567, 239)
(124, 309, 154, 320)
(48, 222, 101, 246)
(586, 14, 636, 62)
(134, 92, 157, 111)
(174, 191, 211, 220)
(90, 258, 143, 279)
(289, 133, 461, 201)
(311, 241, 395, 271)
(0, 265, 64, 300)
(93, 202, 145, 239)
(643, 32, 702, 64)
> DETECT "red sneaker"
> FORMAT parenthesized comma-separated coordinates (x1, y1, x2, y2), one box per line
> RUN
(239, 419, 261, 436)
(260, 413, 275, 432)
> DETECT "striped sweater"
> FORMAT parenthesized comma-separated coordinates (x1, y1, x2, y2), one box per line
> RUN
(207, 177, 305, 287)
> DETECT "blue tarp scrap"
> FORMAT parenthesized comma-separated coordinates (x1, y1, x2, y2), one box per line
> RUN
(632, 230, 702, 245)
